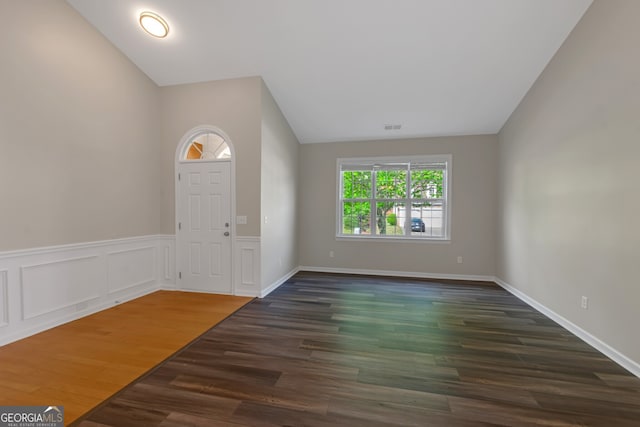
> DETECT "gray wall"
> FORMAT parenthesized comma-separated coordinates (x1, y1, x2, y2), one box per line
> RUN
(260, 81, 300, 288)
(159, 77, 263, 237)
(299, 135, 498, 276)
(0, 0, 161, 251)
(497, 0, 640, 364)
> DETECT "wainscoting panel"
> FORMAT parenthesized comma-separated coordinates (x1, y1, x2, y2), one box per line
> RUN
(21, 255, 102, 320)
(107, 246, 156, 295)
(240, 249, 255, 285)
(158, 238, 175, 289)
(164, 246, 171, 280)
(234, 237, 260, 297)
(0, 235, 175, 346)
(0, 270, 8, 328)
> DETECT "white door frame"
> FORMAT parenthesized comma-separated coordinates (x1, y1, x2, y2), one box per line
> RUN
(175, 125, 236, 294)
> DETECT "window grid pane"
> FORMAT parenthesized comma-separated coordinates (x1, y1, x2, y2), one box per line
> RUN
(375, 170, 407, 199)
(342, 201, 371, 235)
(411, 169, 444, 199)
(411, 202, 444, 237)
(184, 132, 232, 160)
(376, 202, 405, 236)
(342, 171, 372, 200)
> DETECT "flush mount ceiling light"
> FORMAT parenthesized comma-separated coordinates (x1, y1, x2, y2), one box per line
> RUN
(139, 11, 169, 38)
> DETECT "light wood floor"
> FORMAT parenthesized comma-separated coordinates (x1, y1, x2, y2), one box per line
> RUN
(0, 291, 252, 425)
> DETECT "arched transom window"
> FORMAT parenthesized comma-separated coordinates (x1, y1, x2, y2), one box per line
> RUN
(184, 131, 231, 160)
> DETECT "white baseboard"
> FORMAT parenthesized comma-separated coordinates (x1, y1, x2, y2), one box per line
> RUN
(298, 266, 494, 283)
(260, 267, 300, 298)
(495, 277, 640, 378)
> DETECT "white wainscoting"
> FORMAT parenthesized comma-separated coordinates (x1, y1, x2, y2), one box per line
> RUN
(0, 233, 265, 345)
(107, 246, 156, 295)
(234, 237, 261, 297)
(0, 235, 175, 346)
(21, 255, 102, 321)
(0, 270, 8, 328)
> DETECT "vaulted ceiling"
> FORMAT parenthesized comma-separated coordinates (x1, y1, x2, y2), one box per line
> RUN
(67, 0, 592, 143)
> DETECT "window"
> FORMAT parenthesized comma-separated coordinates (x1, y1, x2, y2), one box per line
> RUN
(184, 131, 231, 160)
(338, 155, 450, 240)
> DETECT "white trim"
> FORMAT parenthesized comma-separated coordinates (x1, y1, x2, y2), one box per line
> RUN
(0, 270, 8, 328)
(106, 246, 157, 295)
(164, 246, 171, 280)
(157, 236, 176, 289)
(175, 125, 236, 164)
(299, 266, 494, 283)
(235, 236, 261, 242)
(233, 236, 261, 297)
(0, 235, 171, 260)
(20, 255, 102, 320)
(335, 236, 451, 244)
(495, 277, 640, 378)
(260, 267, 300, 298)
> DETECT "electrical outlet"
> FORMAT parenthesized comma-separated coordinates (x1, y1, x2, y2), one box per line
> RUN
(581, 296, 588, 310)
(457, 256, 463, 264)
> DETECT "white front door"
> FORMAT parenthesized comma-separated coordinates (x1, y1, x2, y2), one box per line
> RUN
(177, 161, 232, 293)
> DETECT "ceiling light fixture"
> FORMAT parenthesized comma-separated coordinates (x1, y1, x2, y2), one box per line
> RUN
(139, 11, 169, 38)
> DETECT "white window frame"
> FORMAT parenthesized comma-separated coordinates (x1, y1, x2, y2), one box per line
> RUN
(336, 155, 452, 241)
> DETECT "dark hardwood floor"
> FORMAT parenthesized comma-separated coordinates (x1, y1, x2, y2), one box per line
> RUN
(72, 272, 640, 426)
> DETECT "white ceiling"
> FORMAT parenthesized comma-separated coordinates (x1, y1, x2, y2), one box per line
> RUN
(66, 0, 592, 144)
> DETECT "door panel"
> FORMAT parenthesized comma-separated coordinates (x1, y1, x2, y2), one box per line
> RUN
(189, 195, 201, 230)
(177, 161, 231, 293)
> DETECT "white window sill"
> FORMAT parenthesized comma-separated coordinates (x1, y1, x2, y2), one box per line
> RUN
(336, 235, 451, 243)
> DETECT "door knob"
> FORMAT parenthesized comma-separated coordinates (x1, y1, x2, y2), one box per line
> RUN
(224, 231, 230, 236)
